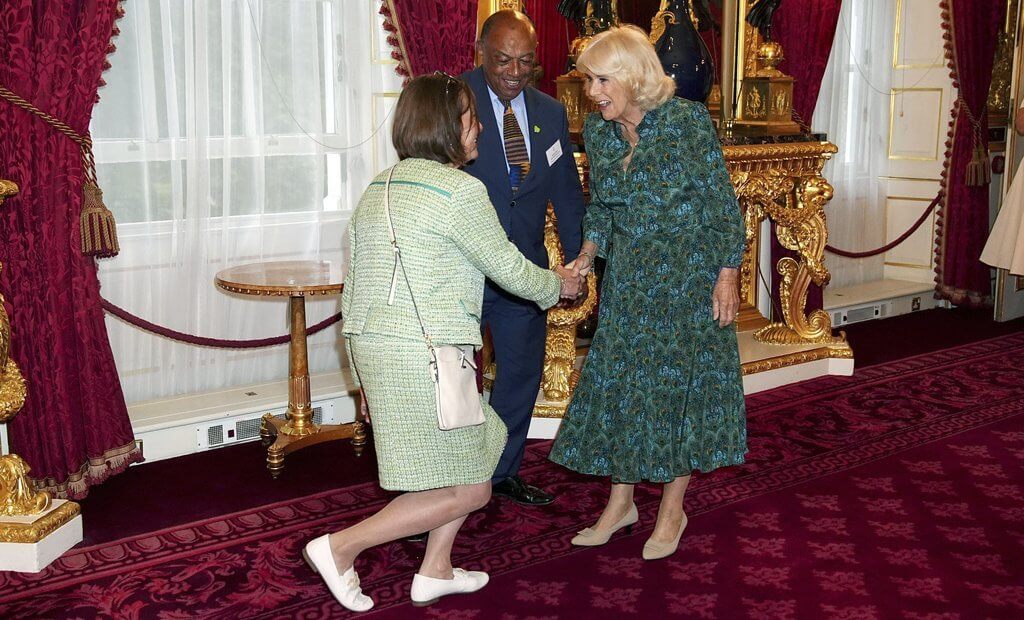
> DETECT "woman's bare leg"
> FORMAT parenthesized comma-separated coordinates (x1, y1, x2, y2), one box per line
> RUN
(417, 515, 470, 579)
(327, 481, 491, 573)
(590, 482, 636, 531)
(650, 474, 691, 542)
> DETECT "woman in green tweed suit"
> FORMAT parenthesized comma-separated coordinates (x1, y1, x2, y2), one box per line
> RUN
(302, 74, 582, 612)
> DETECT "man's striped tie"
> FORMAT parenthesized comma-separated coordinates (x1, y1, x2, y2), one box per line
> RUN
(501, 99, 530, 193)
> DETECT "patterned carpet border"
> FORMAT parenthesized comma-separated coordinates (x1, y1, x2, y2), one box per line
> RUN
(1, 331, 1023, 618)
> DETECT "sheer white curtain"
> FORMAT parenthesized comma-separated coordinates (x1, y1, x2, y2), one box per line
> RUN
(812, 0, 894, 288)
(91, 0, 401, 403)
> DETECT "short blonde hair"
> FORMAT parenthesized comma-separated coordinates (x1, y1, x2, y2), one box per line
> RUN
(576, 25, 675, 111)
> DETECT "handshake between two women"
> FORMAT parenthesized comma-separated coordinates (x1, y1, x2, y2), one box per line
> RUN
(554, 261, 585, 301)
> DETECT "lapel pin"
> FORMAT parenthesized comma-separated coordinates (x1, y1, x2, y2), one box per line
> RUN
(533, 124, 541, 134)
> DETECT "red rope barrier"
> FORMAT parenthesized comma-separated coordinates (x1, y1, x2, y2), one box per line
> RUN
(825, 194, 940, 259)
(100, 298, 342, 348)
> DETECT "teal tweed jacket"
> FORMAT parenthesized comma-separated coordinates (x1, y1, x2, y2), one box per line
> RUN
(342, 159, 562, 382)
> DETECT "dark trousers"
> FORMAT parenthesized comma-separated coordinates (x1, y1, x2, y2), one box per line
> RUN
(482, 295, 547, 483)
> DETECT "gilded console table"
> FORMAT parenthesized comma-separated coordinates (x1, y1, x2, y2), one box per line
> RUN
(723, 134, 850, 349)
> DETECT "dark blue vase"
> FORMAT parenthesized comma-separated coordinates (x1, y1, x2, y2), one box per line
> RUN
(652, 0, 714, 103)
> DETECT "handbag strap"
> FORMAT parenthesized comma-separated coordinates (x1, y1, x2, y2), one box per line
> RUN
(382, 164, 435, 351)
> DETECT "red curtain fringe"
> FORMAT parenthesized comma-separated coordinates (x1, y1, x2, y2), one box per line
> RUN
(378, 1, 411, 81)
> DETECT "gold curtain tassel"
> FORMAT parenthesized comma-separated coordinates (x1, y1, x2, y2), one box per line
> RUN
(965, 141, 990, 187)
(80, 182, 120, 258)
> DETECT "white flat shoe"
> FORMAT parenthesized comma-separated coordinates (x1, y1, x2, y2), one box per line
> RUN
(410, 568, 489, 607)
(303, 534, 374, 612)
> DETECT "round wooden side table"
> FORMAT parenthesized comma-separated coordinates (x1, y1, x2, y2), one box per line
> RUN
(215, 260, 366, 475)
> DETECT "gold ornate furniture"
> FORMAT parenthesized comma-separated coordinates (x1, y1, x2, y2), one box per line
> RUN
(724, 138, 846, 341)
(0, 178, 83, 572)
(215, 260, 366, 475)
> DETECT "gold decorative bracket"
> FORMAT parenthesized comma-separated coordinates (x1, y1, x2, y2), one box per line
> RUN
(0, 455, 51, 517)
(725, 142, 849, 347)
(542, 205, 598, 402)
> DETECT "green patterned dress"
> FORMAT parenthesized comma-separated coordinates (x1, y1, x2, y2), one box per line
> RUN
(548, 98, 747, 483)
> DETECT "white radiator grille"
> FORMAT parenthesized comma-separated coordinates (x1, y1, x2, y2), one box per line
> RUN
(198, 406, 324, 449)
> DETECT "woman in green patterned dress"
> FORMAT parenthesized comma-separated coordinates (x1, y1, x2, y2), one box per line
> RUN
(549, 26, 747, 560)
(303, 74, 582, 612)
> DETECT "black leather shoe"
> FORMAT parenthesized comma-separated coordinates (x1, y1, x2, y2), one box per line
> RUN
(492, 475, 555, 506)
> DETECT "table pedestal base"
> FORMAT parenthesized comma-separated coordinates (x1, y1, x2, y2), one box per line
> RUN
(260, 415, 368, 477)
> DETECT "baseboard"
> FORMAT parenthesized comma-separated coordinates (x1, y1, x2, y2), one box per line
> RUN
(129, 369, 359, 463)
(825, 279, 936, 327)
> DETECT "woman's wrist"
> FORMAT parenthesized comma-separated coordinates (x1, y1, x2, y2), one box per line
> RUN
(555, 269, 568, 295)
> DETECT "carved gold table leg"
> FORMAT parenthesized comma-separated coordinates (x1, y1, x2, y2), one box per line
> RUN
(542, 274, 598, 401)
(534, 204, 599, 415)
(753, 175, 848, 347)
(281, 296, 318, 438)
(261, 295, 363, 476)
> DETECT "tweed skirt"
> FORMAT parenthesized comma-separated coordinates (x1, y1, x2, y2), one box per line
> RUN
(350, 333, 507, 491)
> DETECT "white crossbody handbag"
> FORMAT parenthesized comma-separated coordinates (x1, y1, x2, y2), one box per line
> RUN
(382, 166, 485, 431)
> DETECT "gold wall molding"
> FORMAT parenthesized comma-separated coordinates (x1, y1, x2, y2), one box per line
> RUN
(883, 195, 936, 270)
(888, 88, 944, 161)
(893, 0, 946, 69)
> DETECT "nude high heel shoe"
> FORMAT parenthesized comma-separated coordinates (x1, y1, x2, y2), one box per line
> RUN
(642, 512, 688, 560)
(570, 503, 639, 546)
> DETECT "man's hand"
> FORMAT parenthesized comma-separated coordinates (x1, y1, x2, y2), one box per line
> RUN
(711, 267, 740, 328)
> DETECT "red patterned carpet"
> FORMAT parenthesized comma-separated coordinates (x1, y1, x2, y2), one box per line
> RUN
(2, 332, 1024, 619)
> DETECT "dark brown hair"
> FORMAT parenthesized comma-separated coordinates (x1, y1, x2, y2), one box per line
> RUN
(392, 73, 478, 166)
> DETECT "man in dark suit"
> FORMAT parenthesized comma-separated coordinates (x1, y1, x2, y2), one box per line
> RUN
(462, 10, 585, 506)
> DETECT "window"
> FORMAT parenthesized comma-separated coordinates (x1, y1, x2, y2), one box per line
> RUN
(91, 0, 402, 224)
(91, 1, 403, 404)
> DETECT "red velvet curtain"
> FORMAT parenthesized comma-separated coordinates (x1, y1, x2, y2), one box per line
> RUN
(382, 0, 480, 77)
(523, 0, 578, 97)
(935, 0, 1005, 306)
(774, 0, 843, 124)
(768, 0, 843, 316)
(0, 0, 142, 499)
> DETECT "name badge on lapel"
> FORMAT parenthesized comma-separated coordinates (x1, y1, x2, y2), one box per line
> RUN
(546, 140, 563, 167)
